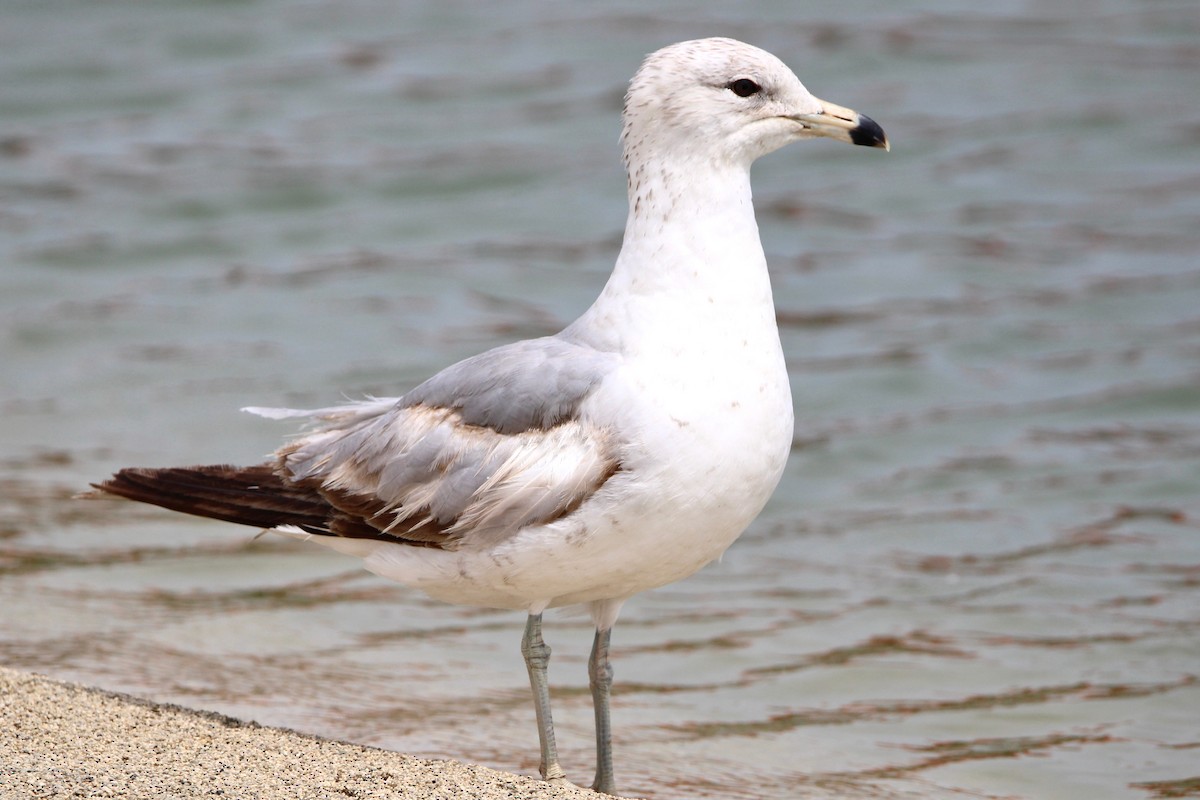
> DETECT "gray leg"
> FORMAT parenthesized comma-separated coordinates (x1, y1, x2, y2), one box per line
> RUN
(521, 614, 567, 783)
(589, 626, 617, 795)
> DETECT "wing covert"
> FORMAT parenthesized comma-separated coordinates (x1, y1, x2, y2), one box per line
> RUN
(273, 336, 623, 548)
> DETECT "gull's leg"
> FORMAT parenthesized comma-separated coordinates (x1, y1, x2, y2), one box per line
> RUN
(521, 613, 567, 783)
(589, 625, 617, 795)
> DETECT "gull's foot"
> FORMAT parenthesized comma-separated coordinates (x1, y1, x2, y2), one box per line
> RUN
(591, 778, 619, 796)
(542, 774, 625, 796)
(544, 774, 586, 791)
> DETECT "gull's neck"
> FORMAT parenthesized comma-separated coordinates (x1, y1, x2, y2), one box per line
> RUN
(565, 153, 778, 355)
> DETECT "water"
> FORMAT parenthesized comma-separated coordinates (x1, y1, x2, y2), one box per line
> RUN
(2, 2, 1199, 798)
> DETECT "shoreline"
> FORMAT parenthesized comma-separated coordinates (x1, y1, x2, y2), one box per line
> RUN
(0, 667, 605, 799)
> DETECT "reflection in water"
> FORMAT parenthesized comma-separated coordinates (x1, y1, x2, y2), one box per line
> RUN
(2, 2, 1199, 798)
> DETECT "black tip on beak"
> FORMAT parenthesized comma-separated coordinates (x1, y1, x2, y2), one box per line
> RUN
(850, 114, 889, 150)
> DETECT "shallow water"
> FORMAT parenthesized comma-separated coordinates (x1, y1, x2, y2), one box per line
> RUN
(2, 2, 1199, 798)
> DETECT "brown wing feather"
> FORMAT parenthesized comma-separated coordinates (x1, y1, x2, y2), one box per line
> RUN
(93, 465, 451, 548)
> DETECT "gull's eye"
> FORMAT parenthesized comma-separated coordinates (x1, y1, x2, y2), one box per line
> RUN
(727, 78, 762, 98)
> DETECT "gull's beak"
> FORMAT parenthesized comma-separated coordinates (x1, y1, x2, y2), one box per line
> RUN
(790, 97, 889, 151)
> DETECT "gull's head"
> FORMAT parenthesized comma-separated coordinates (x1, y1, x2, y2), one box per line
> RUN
(622, 38, 888, 170)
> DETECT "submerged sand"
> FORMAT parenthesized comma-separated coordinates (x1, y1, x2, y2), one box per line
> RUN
(0, 667, 607, 799)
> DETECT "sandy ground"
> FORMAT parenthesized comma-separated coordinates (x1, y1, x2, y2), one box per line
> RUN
(0, 667, 608, 800)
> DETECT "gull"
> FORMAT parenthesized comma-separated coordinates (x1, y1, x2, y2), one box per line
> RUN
(93, 37, 887, 796)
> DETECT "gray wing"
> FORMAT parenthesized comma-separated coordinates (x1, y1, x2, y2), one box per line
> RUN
(271, 336, 623, 549)
(400, 337, 617, 434)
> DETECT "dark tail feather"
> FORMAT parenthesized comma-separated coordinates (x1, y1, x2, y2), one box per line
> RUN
(93, 464, 334, 535)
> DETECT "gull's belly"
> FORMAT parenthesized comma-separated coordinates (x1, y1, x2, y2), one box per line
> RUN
(552, 352, 794, 598)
